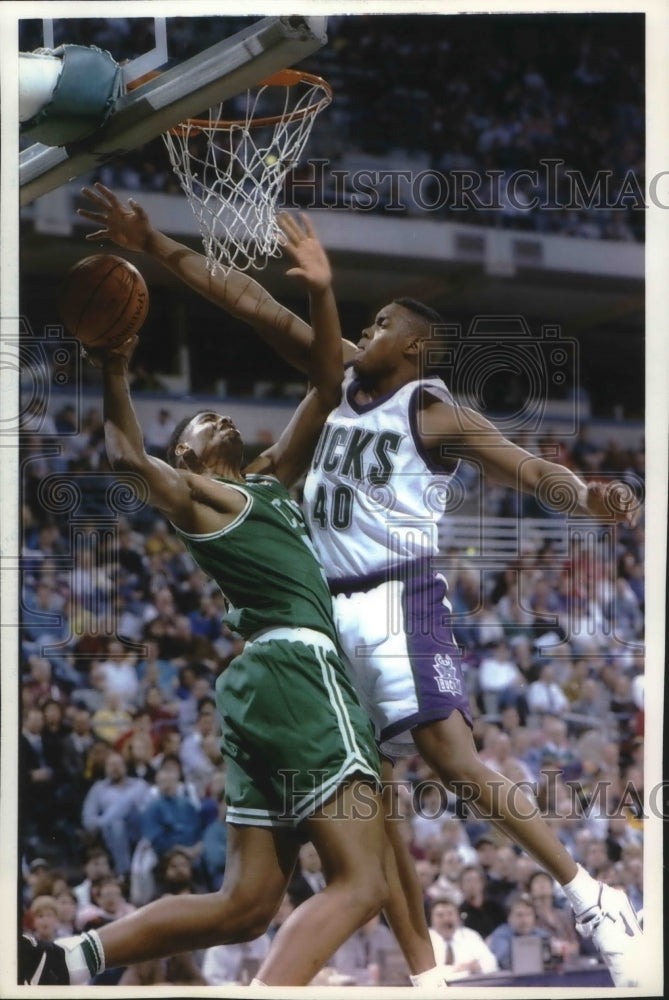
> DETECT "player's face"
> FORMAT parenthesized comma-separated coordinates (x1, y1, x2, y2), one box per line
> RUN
(353, 302, 419, 380)
(180, 411, 243, 471)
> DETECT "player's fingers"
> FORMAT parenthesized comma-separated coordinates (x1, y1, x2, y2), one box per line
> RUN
(299, 213, 317, 238)
(80, 185, 109, 207)
(93, 181, 120, 206)
(277, 212, 302, 243)
(127, 198, 148, 220)
(77, 208, 105, 222)
(285, 266, 306, 280)
(84, 229, 110, 241)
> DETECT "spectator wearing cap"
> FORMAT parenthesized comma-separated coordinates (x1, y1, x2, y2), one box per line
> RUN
(428, 897, 498, 978)
(487, 893, 551, 971)
(23, 858, 52, 908)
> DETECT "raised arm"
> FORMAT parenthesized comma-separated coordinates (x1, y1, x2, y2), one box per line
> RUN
(78, 184, 356, 372)
(276, 212, 343, 407)
(420, 395, 641, 526)
(97, 337, 195, 527)
(245, 215, 343, 487)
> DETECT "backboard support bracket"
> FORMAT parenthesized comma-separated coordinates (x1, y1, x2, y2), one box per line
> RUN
(19, 15, 328, 206)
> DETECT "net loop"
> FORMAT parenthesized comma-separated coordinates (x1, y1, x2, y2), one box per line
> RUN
(161, 69, 331, 273)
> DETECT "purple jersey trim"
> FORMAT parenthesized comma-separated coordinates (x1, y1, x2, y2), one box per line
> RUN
(388, 569, 472, 738)
(407, 383, 461, 476)
(328, 558, 428, 596)
(380, 706, 473, 745)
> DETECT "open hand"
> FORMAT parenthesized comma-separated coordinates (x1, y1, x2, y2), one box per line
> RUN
(78, 183, 154, 253)
(277, 212, 332, 291)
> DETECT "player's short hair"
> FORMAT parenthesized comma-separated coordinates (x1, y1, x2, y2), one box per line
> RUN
(393, 297, 446, 331)
(165, 411, 205, 468)
(393, 297, 448, 376)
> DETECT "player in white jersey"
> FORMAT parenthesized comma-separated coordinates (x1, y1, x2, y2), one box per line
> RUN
(78, 189, 644, 989)
(302, 361, 472, 759)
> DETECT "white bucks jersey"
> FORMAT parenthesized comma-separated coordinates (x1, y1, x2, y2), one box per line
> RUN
(303, 368, 458, 582)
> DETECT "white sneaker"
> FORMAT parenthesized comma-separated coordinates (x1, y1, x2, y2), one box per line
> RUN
(575, 883, 642, 987)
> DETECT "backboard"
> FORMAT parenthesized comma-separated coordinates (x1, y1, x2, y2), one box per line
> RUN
(19, 15, 328, 206)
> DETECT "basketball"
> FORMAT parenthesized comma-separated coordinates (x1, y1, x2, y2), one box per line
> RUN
(59, 254, 149, 349)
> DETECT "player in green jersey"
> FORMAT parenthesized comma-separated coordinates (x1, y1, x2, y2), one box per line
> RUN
(21, 216, 387, 987)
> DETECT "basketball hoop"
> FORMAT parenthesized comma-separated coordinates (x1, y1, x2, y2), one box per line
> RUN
(160, 69, 332, 273)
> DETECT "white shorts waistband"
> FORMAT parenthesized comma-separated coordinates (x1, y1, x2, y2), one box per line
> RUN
(247, 627, 337, 655)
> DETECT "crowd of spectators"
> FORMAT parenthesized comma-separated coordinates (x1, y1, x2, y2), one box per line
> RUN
(20, 15, 644, 242)
(19, 390, 644, 985)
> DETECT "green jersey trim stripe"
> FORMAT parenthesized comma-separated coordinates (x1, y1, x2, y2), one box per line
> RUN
(174, 482, 252, 540)
(316, 645, 364, 762)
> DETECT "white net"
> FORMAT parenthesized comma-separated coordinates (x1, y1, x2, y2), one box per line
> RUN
(161, 70, 331, 273)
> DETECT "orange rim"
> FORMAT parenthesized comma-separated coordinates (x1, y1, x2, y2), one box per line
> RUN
(128, 68, 332, 136)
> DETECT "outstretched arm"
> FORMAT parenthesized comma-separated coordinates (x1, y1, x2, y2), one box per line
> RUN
(420, 396, 641, 526)
(97, 337, 195, 527)
(245, 215, 343, 487)
(77, 184, 356, 371)
(276, 212, 343, 408)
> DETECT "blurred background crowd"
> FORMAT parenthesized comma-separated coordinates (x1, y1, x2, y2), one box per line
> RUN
(20, 14, 644, 240)
(19, 396, 644, 986)
(17, 9, 647, 989)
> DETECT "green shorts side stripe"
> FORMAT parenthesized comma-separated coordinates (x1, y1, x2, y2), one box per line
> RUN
(217, 636, 381, 830)
(316, 645, 362, 760)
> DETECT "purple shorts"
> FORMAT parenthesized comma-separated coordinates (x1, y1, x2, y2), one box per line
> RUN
(330, 566, 472, 757)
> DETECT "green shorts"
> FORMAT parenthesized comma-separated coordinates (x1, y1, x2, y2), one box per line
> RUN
(215, 627, 381, 829)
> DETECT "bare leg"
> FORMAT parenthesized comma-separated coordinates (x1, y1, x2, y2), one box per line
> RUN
(257, 780, 388, 986)
(97, 824, 298, 968)
(414, 713, 578, 885)
(379, 759, 437, 974)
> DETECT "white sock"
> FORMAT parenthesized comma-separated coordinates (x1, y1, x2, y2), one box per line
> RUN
(410, 964, 448, 988)
(250, 977, 268, 987)
(56, 930, 105, 985)
(562, 864, 601, 914)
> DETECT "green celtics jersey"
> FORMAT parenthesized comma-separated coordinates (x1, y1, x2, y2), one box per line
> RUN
(175, 474, 337, 642)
